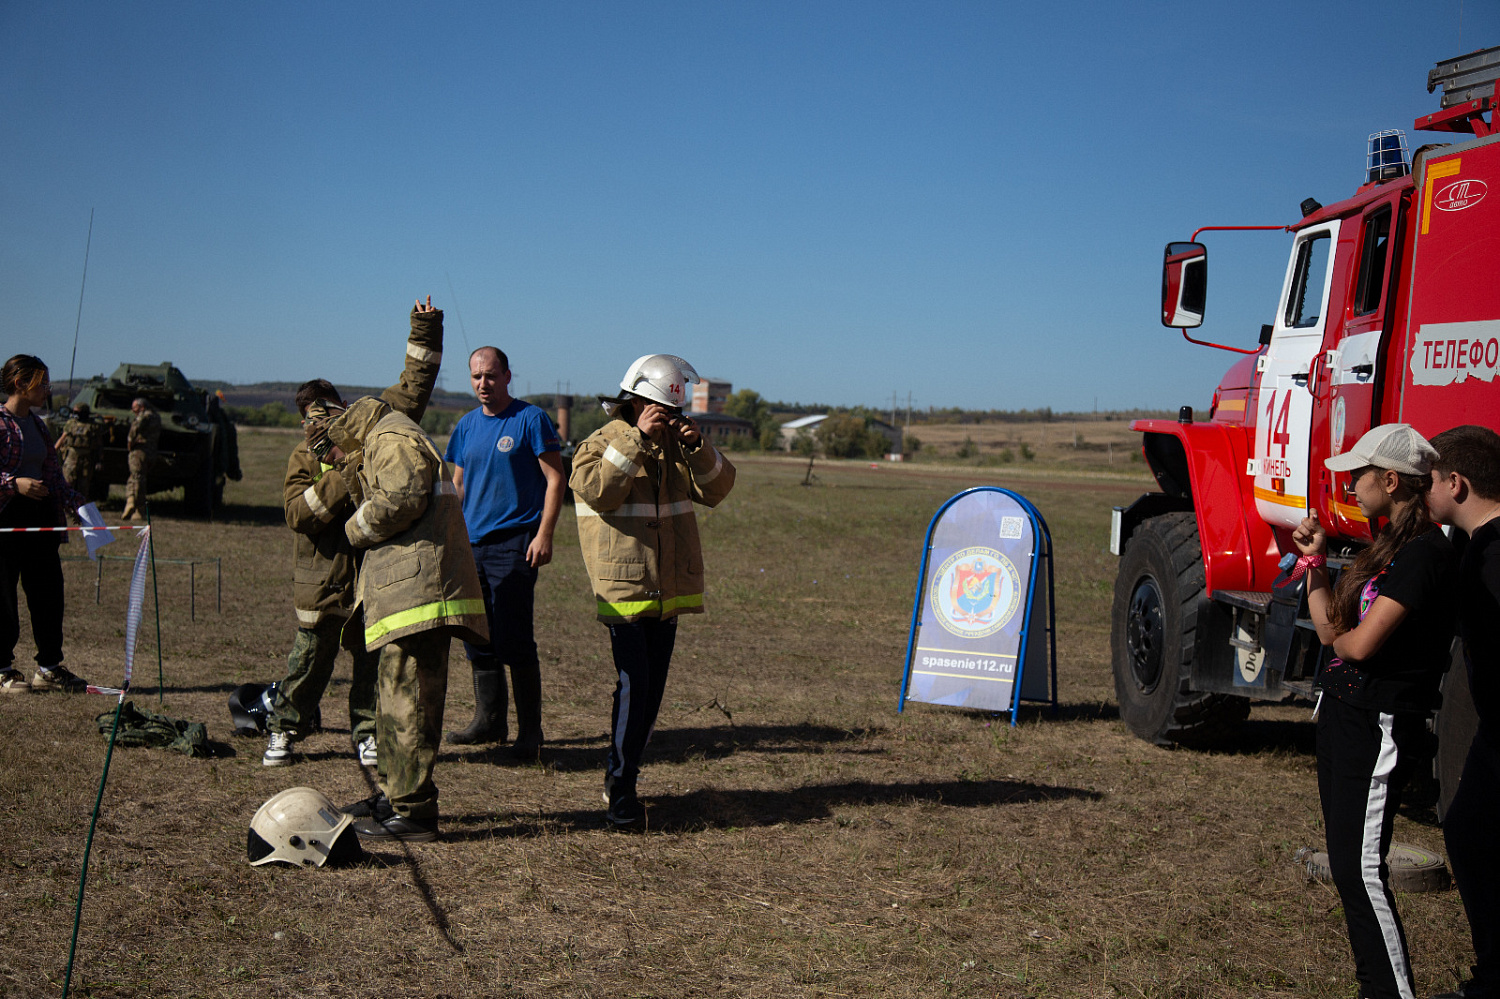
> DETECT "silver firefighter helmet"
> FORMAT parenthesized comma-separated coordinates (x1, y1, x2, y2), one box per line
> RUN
(247, 787, 364, 868)
(618, 354, 700, 409)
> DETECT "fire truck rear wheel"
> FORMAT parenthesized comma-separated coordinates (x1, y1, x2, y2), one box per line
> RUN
(1111, 512, 1248, 747)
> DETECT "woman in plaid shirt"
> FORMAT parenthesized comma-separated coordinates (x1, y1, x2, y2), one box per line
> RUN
(1, 354, 89, 693)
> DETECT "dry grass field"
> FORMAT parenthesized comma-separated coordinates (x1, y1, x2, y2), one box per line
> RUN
(0, 427, 1475, 998)
(901, 418, 1158, 476)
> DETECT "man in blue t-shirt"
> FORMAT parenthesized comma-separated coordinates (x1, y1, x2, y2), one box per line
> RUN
(443, 346, 564, 759)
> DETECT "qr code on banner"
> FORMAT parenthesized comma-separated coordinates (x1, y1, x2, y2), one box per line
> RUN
(999, 516, 1024, 539)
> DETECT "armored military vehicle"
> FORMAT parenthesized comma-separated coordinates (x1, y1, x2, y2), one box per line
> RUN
(64, 362, 242, 516)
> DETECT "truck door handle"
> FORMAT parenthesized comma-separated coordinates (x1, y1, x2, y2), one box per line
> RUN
(1291, 373, 1309, 386)
(1351, 363, 1373, 376)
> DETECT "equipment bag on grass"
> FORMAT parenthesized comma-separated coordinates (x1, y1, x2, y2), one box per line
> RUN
(96, 700, 210, 757)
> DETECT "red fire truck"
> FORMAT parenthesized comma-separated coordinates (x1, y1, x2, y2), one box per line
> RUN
(1110, 49, 1500, 785)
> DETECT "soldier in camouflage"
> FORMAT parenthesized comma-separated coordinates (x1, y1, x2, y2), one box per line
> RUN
(56, 404, 103, 498)
(121, 398, 160, 521)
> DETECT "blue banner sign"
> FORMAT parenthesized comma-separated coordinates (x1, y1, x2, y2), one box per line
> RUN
(900, 487, 1056, 722)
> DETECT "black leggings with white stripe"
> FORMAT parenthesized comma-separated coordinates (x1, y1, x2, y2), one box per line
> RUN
(1317, 694, 1427, 999)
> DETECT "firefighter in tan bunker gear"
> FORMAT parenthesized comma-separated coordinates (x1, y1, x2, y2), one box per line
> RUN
(121, 398, 160, 521)
(323, 394, 487, 842)
(262, 300, 445, 769)
(571, 353, 736, 829)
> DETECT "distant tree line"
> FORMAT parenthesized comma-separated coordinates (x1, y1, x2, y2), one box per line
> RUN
(224, 402, 301, 428)
(224, 383, 1170, 455)
(226, 399, 465, 437)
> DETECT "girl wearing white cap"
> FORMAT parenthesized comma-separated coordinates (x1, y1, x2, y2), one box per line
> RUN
(1291, 423, 1457, 999)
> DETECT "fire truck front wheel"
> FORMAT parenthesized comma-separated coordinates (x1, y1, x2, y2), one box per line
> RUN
(1111, 513, 1248, 746)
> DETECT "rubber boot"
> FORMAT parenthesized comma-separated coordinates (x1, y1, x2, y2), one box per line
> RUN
(509, 661, 545, 761)
(445, 667, 508, 745)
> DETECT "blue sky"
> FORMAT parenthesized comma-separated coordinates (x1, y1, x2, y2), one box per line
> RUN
(4, 2, 1496, 412)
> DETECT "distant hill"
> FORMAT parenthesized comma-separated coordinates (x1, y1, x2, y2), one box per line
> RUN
(198, 380, 1173, 431)
(202, 381, 477, 413)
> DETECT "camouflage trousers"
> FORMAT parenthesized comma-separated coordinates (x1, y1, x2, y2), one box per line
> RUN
(125, 450, 153, 511)
(376, 629, 450, 820)
(268, 615, 378, 747)
(61, 453, 92, 498)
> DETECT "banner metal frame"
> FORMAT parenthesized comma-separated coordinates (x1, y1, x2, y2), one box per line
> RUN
(899, 487, 1058, 725)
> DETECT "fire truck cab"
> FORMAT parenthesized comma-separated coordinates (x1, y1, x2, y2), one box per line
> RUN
(1110, 49, 1500, 773)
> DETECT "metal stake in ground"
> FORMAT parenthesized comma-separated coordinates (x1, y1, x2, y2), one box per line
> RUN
(62, 525, 151, 999)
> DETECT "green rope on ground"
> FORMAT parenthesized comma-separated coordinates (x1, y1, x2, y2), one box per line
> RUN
(62, 694, 125, 999)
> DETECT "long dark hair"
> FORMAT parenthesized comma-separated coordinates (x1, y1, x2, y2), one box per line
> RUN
(2, 354, 48, 397)
(1329, 468, 1433, 633)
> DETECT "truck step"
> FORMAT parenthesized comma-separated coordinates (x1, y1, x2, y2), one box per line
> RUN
(1212, 590, 1270, 613)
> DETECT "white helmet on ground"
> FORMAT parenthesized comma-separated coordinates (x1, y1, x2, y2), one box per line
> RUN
(618, 354, 700, 409)
(248, 787, 364, 868)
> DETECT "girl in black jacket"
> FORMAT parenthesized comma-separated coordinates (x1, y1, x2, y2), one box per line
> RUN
(1292, 423, 1455, 999)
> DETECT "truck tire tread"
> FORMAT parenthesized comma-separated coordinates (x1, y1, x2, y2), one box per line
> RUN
(1112, 512, 1249, 747)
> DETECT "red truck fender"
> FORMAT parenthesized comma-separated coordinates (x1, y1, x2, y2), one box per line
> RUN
(1122, 419, 1281, 597)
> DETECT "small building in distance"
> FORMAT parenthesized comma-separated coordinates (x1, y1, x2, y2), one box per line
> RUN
(779, 414, 827, 449)
(779, 414, 904, 456)
(690, 378, 732, 414)
(693, 411, 756, 442)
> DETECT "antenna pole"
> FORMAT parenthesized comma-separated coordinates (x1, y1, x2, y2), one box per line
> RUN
(67, 209, 95, 398)
(444, 272, 473, 357)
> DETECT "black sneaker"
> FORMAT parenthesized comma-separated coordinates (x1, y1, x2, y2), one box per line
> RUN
(352, 812, 439, 843)
(606, 792, 646, 830)
(341, 791, 392, 820)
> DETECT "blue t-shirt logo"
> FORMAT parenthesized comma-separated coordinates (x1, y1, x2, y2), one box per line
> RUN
(444, 399, 562, 543)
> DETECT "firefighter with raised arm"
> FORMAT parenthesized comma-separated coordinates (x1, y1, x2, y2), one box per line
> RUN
(316, 370, 487, 844)
(570, 354, 736, 829)
(259, 296, 445, 771)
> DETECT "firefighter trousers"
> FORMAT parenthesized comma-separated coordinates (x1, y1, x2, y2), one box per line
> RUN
(268, 615, 378, 748)
(376, 630, 450, 820)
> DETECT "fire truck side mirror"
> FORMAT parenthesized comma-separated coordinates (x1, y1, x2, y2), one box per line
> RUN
(1161, 241, 1208, 329)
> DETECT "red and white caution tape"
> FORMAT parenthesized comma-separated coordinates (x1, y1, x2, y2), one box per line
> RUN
(73, 527, 151, 698)
(120, 526, 151, 696)
(0, 525, 146, 532)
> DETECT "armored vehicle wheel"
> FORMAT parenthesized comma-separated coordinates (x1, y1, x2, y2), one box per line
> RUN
(183, 456, 214, 518)
(1111, 513, 1248, 746)
(87, 475, 110, 506)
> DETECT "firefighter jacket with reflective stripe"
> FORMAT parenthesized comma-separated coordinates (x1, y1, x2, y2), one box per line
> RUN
(343, 407, 488, 651)
(569, 418, 735, 622)
(284, 444, 360, 628)
(282, 306, 445, 631)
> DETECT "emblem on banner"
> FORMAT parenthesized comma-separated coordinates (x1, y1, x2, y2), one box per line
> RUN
(930, 546, 1022, 639)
